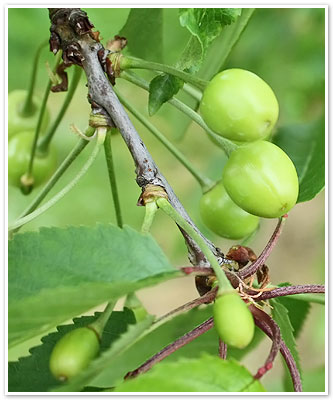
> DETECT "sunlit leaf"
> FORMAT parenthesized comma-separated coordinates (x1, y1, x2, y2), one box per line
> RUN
(9, 224, 178, 346)
(115, 355, 265, 392)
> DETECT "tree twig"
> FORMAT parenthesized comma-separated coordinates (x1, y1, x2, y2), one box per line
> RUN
(48, 7, 227, 268)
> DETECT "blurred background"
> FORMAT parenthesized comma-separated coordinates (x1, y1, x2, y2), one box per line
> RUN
(8, 8, 325, 391)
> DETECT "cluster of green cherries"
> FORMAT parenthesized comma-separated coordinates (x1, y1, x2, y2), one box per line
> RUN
(200, 69, 299, 351)
(46, 70, 299, 382)
(199, 68, 299, 240)
(8, 89, 57, 192)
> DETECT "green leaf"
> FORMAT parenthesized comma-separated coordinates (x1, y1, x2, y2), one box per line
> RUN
(119, 9, 164, 62)
(8, 309, 135, 392)
(275, 295, 311, 338)
(148, 74, 184, 115)
(146, 8, 243, 115)
(270, 298, 302, 379)
(273, 114, 325, 203)
(178, 8, 241, 73)
(53, 316, 155, 392)
(88, 305, 264, 389)
(9, 224, 178, 346)
(115, 355, 265, 392)
(199, 8, 255, 79)
(290, 293, 325, 305)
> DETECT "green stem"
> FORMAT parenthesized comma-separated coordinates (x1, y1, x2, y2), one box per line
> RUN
(116, 91, 214, 193)
(90, 301, 116, 337)
(182, 83, 202, 102)
(141, 201, 158, 234)
(20, 40, 48, 117)
(103, 129, 123, 228)
(24, 52, 62, 190)
(8, 129, 105, 232)
(121, 71, 237, 158)
(25, 80, 52, 180)
(118, 55, 208, 90)
(38, 65, 82, 154)
(15, 127, 95, 223)
(156, 197, 233, 296)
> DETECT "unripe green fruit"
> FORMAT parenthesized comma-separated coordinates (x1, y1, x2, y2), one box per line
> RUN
(213, 292, 254, 349)
(8, 130, 57, 188)
(200, 181, 259, 239)
(222, 141, 299, 218)
(200, 69, 279, 142)
(8, 90, 50, 138)
(49, 327, 100, 381)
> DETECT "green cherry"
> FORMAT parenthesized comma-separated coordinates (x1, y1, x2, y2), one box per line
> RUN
(222, 141, 299, 218)
(200, 69, 279, 142)
(8, 130, 57, 188)
(200, 181, 259, 240)
(213, 291, 255, 349)
(8, 89, 50, 139)
(49, 327, 100, 381)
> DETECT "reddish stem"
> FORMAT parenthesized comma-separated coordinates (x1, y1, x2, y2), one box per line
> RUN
(239, 216, 287, 280)
(249, 305, 281, 380)
(219, 339, 227, 360)
(125, 317, 214, 379)
(154, 287, 217, 325)
(257, 284, 325, 300)
(181, 266, 214, 276)
(253, 310, 302, 392)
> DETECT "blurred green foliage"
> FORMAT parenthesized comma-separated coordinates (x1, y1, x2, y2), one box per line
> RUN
(8, 8, 325, 391)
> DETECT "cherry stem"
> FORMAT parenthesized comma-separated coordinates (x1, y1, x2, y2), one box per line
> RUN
(104, 129, 123, 228)
(219, 339, 228, 360)
(25, 80, 52, 180)
(249, 305, 281, 380)
(154, 287, 217, 326)
(25, 52, 62, 181)
(120, 71, 238, 158)
(90, 301, 116, 338)
(141, 201, 158, 234)
(116, 90, 214, 193)
(156, 197, 234, 296)
(37, 65, 82, 154)
(239, 216, 287, 280)
(21, 40, 48, 117)
(9, 128, 105, 232)
(182, 83, 202, 102)
(118, 55, 209, 90)
(253, 310, 302, 392)
(125, 317, 214, 380)
(10, 127, 95, 237)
